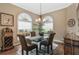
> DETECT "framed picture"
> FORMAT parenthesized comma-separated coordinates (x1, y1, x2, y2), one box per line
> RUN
(0, 13, 14, 26)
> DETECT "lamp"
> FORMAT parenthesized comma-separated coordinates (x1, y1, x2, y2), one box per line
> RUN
(35, 3, 43, 32)
(36, 3, 42, 23)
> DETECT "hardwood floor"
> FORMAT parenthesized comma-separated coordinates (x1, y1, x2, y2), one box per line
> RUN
(0, 44, 64, 55)
(0, 42, 79, 55)
(53, 44, 64, 55)
(0, 45, 21, 55)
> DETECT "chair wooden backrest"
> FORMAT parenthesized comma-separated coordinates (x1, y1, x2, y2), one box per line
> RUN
(39, 32, 44, 36)
(48, 32, 56, 44)
(30, 31, 36, 37)
(18, 35, 27, 49)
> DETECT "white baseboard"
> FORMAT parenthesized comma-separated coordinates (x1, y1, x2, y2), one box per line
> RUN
(53, 38, 64, 44)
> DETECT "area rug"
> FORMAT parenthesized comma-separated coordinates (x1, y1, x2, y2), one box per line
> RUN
(16, 42, 59, 55)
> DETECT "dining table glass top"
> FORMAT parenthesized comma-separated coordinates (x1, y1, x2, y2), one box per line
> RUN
(25, 34, 49, 42)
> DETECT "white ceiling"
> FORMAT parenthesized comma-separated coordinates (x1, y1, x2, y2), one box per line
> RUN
(12, 3, 72, 15)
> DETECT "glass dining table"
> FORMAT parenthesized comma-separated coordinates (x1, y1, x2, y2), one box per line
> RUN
(25, 34, 49, 42)
(25, 34, 49, 54)
(25, 34, 49, 47)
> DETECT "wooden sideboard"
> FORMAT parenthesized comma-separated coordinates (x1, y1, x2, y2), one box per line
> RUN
(64, 37, 79, 55)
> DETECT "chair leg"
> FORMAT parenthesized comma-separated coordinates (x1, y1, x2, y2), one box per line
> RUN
(45, 46, 47, 53)
(39, 44, 41, 50)
(36, 47, 38, 55)
(51, 44, 53, 50)
(47, 46, 49, 54)
(51, 44, 53, 54)
(22, 49, 24, 55)
(26, 51, 28, 55)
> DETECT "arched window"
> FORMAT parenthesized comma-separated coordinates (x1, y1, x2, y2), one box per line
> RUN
(18, 13, 32, 32)
(42, 16, 53, 33)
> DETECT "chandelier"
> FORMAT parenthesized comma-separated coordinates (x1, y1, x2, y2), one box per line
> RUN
(36, 3, 42, 23)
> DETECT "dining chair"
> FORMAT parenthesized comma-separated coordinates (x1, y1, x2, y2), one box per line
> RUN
(39, 32, 56, 54)
(30, 31, 36, 37)
(39, 32, 44, 36)
(18, 35, 38, 55)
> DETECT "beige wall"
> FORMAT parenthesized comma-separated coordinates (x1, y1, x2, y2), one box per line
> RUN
(42, 8, 67, 40)
(66, 3, 78, 34)
(42, 3, 79, 41)
(0, 3, 78, 48)
(0, 3, 39, 47)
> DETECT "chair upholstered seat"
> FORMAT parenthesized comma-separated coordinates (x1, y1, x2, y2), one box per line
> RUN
(26, 44, 38, 51)
(40, 40, 49, 46)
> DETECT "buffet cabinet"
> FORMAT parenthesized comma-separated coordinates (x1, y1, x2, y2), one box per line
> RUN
(1, 28, 14, 51)
(64, 37, 79, 55)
